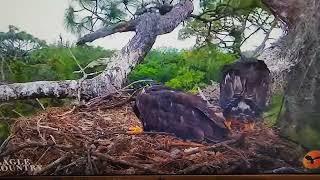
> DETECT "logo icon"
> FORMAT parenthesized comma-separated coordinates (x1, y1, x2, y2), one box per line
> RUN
(303, 150, 320, 169)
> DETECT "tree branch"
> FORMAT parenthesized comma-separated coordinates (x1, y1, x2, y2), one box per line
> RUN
(190, 14, 230, 23)
(0, 80, 79, 101)
(79, 0, 105, 22)
(77, 20, 137, 45)
(252, 21, 276, 57)
(157, 0, 194, 35)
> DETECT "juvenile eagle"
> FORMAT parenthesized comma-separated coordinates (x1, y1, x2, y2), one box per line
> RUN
(219, 58, 271, 131)
(132, 85, 230, 143)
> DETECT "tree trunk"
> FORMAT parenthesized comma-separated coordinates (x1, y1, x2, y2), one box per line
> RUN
(0, 0, 194, 102)
(263, 0, 320, 149)
(0, 56, 5, 81)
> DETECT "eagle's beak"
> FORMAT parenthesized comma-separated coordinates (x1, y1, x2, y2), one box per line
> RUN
(214, 112, 224, 120)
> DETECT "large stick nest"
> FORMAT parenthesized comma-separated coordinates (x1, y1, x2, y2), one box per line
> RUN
(0, 90, 306, 176)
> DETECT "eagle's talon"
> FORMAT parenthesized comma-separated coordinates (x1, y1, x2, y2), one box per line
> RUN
(127, 126, 144, 135)
(242, 122, 255, 132)
(248, 122, 255, 131)
(224, 119, 233, 132)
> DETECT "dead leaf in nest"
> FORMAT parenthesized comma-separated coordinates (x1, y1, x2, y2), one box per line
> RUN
(184, 147, 199, 153)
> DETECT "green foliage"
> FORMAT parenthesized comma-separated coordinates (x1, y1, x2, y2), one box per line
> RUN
(64, 0, 127, 34)
(228, 0, 263, 11)
(64, 0, 186, 36)
(180, 0, 275, 54)
(0, 121, 9, 145)
(264, 92, 285, 127)
(286, 124, 320, 150)
(0, 25, 47, 59)
(1, 45, 115, 118)
(129, 46, 236, 91)
(182, 45, 236, 82)
(165, 69, 205, 91)
(200, 0, 263, 13)
(65, 0, 137, 35)
(6, 45, 114, 83)
(129, 49, 182, 83)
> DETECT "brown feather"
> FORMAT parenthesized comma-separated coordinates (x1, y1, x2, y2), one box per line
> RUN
(134, 85, 229, 142)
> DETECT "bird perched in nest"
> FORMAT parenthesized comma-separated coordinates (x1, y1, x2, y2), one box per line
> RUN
(130, 85, 230, 143)
(219, 57, 271, 132)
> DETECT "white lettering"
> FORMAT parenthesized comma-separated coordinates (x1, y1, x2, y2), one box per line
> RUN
(8, 165, 15, 171)
(0, 159, 42, 173)
(16, 159, 22, 165)
(1, 165, 8, 171)
(16, 165, 23, 171)
(24, 159, 31, 165)
(2, 160, 9, 166)
(9, 159, 16, 165)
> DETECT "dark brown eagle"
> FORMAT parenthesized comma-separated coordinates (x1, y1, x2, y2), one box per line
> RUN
(219, 58, 271, 131)
(132, 85, 230, 143)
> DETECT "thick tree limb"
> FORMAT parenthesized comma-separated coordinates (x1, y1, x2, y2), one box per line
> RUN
(77, 20, 137, 45)
(262, 0, 309, 28)
(0, 80, 79, 101)
(157, 0, 194, 35)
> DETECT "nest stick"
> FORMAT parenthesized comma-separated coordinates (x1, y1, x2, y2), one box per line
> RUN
(33, 154, 69, 175)
(0, 142, 72, 158)
(93, 152, 163, 174)
(222, 143, 250, 168)
(184, 139, 238, 156)
(55, 157, 85, 174)
(177, 162, 219, 174)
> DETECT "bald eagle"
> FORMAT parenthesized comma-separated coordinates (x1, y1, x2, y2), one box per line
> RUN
(219, 58, 271, 131)
(132, 85, 230, 143)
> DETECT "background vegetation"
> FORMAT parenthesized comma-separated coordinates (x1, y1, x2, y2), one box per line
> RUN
(129, 45, 236, 91)
(0, 26, 238, 119)
(0, 23, 283, 143)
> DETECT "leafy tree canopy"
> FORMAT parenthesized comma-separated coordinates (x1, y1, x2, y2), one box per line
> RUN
(179, 0, 277, 54)
(0, 25, 47, 59)
(65, 0, 278, 55)
(8, 45, 114, 83)
(64, 0, 179, 35)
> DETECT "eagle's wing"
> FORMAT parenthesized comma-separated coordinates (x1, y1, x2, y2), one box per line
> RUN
(134, 86, 229, 142)
(220, 69, 244, 109)
(173, 92, 227, 129)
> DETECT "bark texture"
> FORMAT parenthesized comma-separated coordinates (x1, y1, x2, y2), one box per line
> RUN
(258, 39, 293, 94)
(264, 0, 320, 149)
(0, 0, 194, 102)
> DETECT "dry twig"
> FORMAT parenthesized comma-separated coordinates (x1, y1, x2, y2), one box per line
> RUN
(33, 154, 69, 175)
(93, 152, 163, 174)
